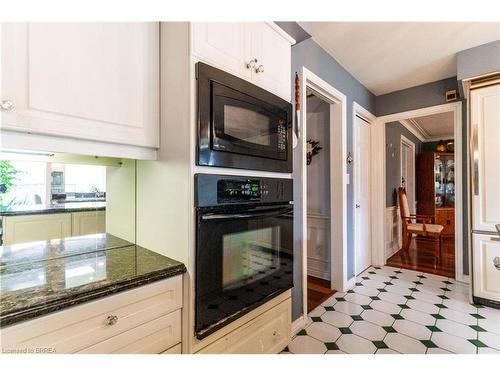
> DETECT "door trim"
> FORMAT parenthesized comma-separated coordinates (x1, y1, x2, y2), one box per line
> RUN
(400, 134, 416, 213)
(298, 67, 347, 323)
(353, 102, 376, 276)
(372, 102, 467, 283)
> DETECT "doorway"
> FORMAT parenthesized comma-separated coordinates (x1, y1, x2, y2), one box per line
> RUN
(353, 114, 372, 275)
(296, 68, 347, 324)
(305, 92, 334, 311)
(374, 102, 464, 281)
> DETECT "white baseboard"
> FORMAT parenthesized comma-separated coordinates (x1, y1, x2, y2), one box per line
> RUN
(346, 276, 357, 291)
(385, 206, 401, 261)
(292, 315, 308, 336)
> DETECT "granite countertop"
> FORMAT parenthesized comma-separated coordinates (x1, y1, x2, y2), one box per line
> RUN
(0, 201, 106, 217)
(0, 233, 186, 327)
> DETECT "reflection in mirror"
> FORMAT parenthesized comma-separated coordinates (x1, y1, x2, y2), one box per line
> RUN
(0, 151, 136, 293)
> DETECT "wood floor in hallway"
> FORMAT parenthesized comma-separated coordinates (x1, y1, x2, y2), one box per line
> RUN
(307, 275, 336, 312)
(386, 236, 455, 278)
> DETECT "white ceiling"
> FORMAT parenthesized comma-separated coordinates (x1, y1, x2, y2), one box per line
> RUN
(408, 111, 454, 140)
(299, 22, 500, 95)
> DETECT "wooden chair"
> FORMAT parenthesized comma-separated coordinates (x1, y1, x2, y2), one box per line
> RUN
(398, 187, 444, 261)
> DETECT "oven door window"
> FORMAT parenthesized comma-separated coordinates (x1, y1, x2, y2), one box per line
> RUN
(195, 206, 293, 337)
(211, 82, 288, 161)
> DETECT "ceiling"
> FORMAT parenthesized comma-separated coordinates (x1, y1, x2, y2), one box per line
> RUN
(406, 111, 454, 141)
(298, 22, 500, 95)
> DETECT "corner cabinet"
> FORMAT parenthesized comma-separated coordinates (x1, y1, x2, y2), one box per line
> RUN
(1, 23, 159, 153)
(191, 22, 294, 101)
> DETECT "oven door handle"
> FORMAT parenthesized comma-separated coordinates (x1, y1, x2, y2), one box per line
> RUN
(201, 207, 293, 221)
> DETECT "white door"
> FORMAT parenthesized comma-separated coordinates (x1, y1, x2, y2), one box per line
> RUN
(250, 23, 292, 101)
(354, 115, 372, 274)
(401, 136, 416, 212)
(1, 23, 159, 148)
(472, 84, 500, 233)
(191, 23, 252, 80)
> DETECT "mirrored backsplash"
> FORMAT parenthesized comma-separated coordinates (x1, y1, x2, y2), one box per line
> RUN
(0, 151, 136, 249)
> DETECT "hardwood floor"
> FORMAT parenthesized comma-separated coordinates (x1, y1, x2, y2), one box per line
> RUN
(307, 275, 336, 312)
(386, 236, 455, 278)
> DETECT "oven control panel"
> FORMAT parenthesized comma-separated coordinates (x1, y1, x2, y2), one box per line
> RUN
(217, 179, 262, 202)
(195, 174, 293, 207)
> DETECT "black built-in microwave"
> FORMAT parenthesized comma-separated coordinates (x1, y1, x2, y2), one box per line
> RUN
(196, 62, 293, 173)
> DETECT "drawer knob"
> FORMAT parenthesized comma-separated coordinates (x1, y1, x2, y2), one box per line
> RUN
(272, 330, 281, 338)
(494, 257, 500, 271)
(246, 58, 258, 69)
(106, 315, 119, 326)
(255, 65, 265, 74)
(0, 100, 14, 111)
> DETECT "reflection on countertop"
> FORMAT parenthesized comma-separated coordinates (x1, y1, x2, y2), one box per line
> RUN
(0, 233, 186, 327)
(0, 201, 106, 217)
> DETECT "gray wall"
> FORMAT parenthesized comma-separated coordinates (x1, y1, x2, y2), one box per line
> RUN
(376, 77, 469, 277)
(375, 77, 459, 116)
(291, 38, 376, 320)
(385, 121, 423, 207)
(457, 40, 500, 81)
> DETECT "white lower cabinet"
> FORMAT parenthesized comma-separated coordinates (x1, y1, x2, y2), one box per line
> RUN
(71, 210, 106, 237)
(197, 298, 291, 354)
(0, 276, 183, 354)
(473, 233, 500, 302)
(1, 213, 72, 245)
(2, 210, 106, 245)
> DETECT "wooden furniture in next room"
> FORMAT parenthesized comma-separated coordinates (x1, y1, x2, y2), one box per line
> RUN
(417, 152, 455, 236)
(399, 187, 444, 260)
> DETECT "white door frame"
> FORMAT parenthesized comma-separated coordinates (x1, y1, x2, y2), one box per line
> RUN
(400, 134, 417, 212)
(298, 67, 347, 322)
(371, 102, 467, 283)
(353, 103, 376, 276)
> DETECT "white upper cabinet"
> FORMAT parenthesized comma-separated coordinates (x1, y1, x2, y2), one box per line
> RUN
(1, 23, 159, 149)
(191, 22, 294, 101)
(191, 23, 251, 80)
(250, 23, 293, 102)
(471, 84, 500, 233)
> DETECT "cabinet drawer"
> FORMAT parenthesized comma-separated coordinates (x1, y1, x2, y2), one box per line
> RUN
(78, 309, 181, 354)
(473, 234, 500, 302)
(197, 298, 291, 354)
(1, 276, 182, 353)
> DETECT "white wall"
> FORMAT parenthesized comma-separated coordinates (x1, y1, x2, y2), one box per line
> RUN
(106, 159, 136, 243)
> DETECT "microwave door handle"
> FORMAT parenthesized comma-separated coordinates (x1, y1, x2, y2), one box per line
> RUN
(201, 207, 293, 221)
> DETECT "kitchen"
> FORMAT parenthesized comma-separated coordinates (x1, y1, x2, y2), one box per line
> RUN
(1, 14, 500, 362)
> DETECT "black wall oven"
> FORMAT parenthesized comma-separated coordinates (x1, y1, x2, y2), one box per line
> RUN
(197, 62, 293, 173)
(195, 174, 293, 339)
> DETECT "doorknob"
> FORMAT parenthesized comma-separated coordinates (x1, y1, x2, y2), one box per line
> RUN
(0, 100, 14, 111)
(356, 204, 361, 208)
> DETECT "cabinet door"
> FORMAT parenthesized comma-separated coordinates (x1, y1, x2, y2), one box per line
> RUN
(71, 210, 106, 236)
(473, 233, 500, 302)
(191, 23, 252, 79)
(1, 23, 159, 148)
(250, 23, 292, 101)
(472, 84, 500, 232)
(2, 213, 72, 245)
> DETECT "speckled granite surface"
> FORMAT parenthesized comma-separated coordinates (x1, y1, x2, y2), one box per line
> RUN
(0, 201, 106, 217)
(0, 233, 186, 327)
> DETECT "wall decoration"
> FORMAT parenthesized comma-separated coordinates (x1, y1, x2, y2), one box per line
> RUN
(306, 139, 322, 165)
